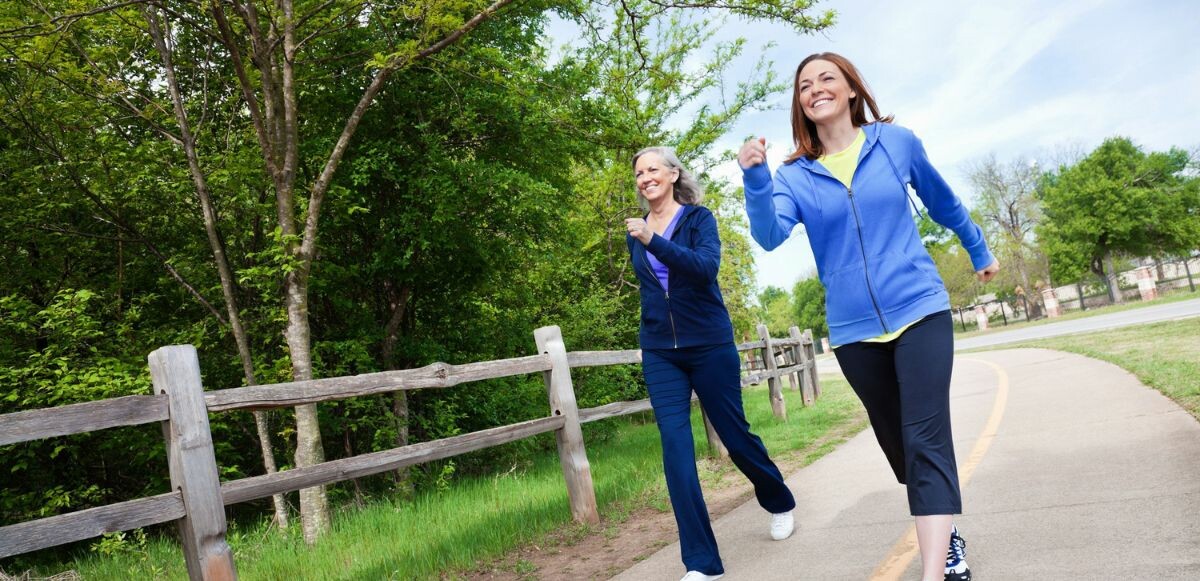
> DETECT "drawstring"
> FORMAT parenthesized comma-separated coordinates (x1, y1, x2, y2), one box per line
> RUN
(877, 138, 926, 219)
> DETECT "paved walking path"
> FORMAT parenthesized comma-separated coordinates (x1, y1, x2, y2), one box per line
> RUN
(612, 348, 1200, 580)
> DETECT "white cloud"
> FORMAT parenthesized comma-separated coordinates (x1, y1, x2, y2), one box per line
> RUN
(702, 0, 1198, 292)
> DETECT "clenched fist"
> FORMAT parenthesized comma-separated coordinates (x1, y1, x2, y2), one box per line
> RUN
(738, 137, 767, 169)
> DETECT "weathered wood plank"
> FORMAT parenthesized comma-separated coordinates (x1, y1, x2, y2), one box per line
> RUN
(803, 328, 821, 399)
(578, 399, 654, 423)
(740, 372, 764, 387)
(789, 326, 811, 404)
(740, 366, 794, 384)
(735, 340, 766, 352)
(0, 395, 169, 446)
(205, 355, 553, 412)
(534, 326, 600, 525)
(757, 324, 787, 421)
(0, 492, 183, 559)
(567, 350, 641, 368)
(149, 345, 237, 581)
(221, 415, 566, 505)
(701, 406, 729, 459)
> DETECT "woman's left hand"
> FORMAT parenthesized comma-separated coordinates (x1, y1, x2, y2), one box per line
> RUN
(625, 218, 653, 245)
(976, 259, 1000, 282)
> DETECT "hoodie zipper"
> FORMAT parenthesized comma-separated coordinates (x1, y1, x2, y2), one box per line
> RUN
(846, 186, 890, 334)
(807, 127, 891, 334)
(640, 213, 684, 349)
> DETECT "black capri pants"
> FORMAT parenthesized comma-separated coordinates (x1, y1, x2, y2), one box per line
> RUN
(833, 310, 961, 515)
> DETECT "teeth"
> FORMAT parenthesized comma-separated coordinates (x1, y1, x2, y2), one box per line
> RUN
(812, 98, 831, 107)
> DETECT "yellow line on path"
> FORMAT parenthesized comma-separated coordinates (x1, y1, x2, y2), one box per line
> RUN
(869, 357, 1010, 580)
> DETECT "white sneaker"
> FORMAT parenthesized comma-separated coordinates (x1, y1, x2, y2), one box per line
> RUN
(770, 510, 795, 540)
(680, 572, 723, 581)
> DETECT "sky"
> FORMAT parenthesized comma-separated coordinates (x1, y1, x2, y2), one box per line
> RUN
(550, 0, 1200, 295)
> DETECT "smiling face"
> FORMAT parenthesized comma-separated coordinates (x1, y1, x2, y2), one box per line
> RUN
(796, 58, 857, 128)
(634, 152, 679, 205)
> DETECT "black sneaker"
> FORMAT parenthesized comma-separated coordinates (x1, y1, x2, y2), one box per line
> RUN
(945, 525, 971, 581)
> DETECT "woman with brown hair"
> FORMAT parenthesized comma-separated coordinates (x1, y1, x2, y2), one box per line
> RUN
(739, 52, 999, 581)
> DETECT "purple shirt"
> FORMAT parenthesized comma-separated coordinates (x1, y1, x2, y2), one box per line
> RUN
(646, 209, 685, 292)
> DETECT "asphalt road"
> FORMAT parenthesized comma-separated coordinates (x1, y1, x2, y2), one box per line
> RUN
(954, 296, 1200, 350)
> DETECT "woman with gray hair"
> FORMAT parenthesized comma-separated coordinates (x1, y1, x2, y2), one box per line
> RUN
(625, 146, 796, 581)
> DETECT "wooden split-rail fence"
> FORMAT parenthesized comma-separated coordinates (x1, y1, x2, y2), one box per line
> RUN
(0, 323, 821, 580)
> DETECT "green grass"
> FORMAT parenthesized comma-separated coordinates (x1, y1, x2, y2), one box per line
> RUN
(991, 317, 1200, 421)
(952, 289, 1199, 339)
(16, 377, 862, 580)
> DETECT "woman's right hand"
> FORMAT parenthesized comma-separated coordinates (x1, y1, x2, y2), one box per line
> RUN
(738, 137, 767, 169)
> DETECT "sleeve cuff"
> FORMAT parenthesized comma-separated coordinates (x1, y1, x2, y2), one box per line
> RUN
(969, 248, 996, 272)
(741, 163, 772, 193)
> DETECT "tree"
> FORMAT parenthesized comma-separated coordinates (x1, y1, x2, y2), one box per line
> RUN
(790, 275, 827, 340)
(967, 154, 1049, 317)
(1, 0, 837, 544)
(755, 285, 791, 333)
(1037, 137, 1200, 303)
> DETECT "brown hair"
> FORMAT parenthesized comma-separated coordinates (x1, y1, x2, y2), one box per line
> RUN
(787, 52, 893, 162)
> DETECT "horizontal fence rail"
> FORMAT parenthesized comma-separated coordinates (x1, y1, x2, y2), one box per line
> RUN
(0, 323, 822, 579)
(220, 416, 566, 506)
(0, 492, 185, 559)
(206, 355, 553, 412)
(0, 394, 169, 446)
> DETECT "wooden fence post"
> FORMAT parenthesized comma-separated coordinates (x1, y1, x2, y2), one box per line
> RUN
(803, 329, 821, 399)
(148, 345, 237, 581)
(756, 324, 786, 421)
(533, 326, 600, 525)
(785, 326, 802, 394)
(700, 407, 729, 459)
(788, 327, 814, 406)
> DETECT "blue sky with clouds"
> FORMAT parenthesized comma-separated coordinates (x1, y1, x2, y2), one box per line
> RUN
(547, 1, 1200, 295)
(706, 0, 1200, 293)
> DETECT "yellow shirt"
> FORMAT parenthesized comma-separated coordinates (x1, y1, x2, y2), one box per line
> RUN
(819, 129, 917, 347)
(817, 128, 865, 188)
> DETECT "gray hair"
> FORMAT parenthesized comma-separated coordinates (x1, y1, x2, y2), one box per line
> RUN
(632, 146, 704, 207)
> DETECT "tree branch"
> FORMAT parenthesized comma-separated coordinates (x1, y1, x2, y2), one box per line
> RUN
(0, 0, 156, 39)
(297, 0, 519, 268)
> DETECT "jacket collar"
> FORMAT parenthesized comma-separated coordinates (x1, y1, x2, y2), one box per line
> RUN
(634, 203, 696, 263)
(643, 201, 696, 223)
(787, 122, 883, 173)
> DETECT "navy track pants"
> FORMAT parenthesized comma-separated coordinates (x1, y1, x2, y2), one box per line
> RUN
(833, 309, 962, 515)
(643, 342, 796, 575)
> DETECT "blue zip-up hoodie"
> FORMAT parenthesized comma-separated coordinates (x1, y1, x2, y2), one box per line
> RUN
(742, 122, 994, 346)
(627, 204, 735, 349)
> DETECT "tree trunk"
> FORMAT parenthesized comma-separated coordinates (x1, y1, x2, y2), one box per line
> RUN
(144, 6, 289, 527)
(381, 284, 413, 496)
(212, 0, 520, 544)
(340, 403, 365, 508)
(1012, 248, 1041, 319)
(1104, 252, 1123, 303)
(285, 272, 331, 543)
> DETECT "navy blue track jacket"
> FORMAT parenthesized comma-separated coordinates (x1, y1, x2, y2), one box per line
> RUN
(627, 204, 735, 350)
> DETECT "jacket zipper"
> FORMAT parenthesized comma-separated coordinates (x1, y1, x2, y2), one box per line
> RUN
(640, 214, 684, 349)
(846, 186, 890, 333)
